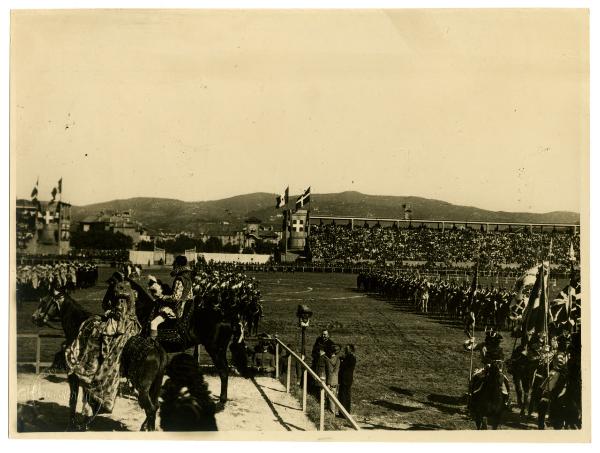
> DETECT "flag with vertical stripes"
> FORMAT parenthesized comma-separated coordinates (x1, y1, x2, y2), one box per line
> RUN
(522, 262, 550, 336)
(30, 178, 39, 199)
(276, 187, 289, 209)
(295, 186, 311, 209)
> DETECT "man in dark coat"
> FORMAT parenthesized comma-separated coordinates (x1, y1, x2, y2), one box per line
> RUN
(338, 344, 356, 413)
(311, 329, 333, 370)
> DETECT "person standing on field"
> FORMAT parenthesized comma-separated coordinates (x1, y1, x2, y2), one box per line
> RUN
(326, 344, 341, 415)
(338, 344, 356, 414)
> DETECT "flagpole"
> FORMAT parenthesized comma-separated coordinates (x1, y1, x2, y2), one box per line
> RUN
(544, 238, 553, 376)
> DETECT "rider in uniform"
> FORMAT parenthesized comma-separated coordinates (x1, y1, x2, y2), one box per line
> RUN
(150, 255, 194, 338)
(465, 329, 511, 408)
(540, 334, 570, 400)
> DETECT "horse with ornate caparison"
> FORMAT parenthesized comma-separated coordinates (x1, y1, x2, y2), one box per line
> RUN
(124, 274, 251, 407)
(31, 282, 167, 431)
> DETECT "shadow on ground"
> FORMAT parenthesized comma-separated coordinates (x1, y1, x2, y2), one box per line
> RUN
(389, 386, 415, 397)
(17, 401, 129, 432)
(370, 399, 421, 413)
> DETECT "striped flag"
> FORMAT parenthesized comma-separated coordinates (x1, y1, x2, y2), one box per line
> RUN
(49, 186, 58, 204)
(522, 262, 550, 336)
(276, 187, 289, 209)
(30, 178, 39, 199)
(295, 186, 311, 209)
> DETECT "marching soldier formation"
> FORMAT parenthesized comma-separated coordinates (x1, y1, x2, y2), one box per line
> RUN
(16, 262, 98, 299)
(357, 271, 516, 330)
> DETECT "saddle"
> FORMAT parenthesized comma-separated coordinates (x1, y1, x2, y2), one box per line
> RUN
(150, 300, 195, 351)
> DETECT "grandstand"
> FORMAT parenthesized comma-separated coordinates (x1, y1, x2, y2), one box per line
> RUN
(308, 215, 580, 269)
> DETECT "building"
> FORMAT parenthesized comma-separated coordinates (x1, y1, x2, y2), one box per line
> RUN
(79, 210, 146, 244)
(16, 199, 72, 255)
(199, 217, 282, 251)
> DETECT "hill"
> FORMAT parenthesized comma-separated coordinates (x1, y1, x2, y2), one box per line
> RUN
(69, 191, 580, 234)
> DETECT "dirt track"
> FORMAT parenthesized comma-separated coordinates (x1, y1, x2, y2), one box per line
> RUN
(16, 372, 316, 432)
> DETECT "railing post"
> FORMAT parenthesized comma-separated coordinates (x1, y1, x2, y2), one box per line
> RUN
(275, 342, 280, 380)
(319, 387, 325, 431)
(286, 355, 292, 393)
(35, 335, 41, 374)
(302, 369, 308, 412)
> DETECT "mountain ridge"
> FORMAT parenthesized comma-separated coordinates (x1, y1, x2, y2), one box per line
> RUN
(67, 192, 580, 234)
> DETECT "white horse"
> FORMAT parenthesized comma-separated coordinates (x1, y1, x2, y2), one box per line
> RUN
(414, 283, 430, 313)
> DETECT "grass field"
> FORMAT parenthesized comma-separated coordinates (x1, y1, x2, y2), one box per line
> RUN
(17, 267, 570, 430)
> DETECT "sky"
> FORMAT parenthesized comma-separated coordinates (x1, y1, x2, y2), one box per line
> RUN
(11, 9, 588, 213)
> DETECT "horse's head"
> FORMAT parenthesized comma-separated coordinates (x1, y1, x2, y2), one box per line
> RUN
(32, 292, 64, 327)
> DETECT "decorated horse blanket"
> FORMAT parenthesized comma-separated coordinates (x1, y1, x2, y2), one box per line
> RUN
(65, 284, 141, 413)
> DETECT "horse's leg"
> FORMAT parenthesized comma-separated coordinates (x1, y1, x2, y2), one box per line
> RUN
(206, 345, 228, 406)
(513, 376, 523, 412)
(537, 398, 548, 429)
(66, 374, 80, 431)
(138, 388, 155, 431)
(193, 345, 200, 363)
(146, 368, 165, 432)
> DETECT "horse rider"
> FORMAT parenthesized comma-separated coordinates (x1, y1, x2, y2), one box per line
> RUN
(149, 255, 195, 339)
(540, 334, 570, 401)
(465, 329, 511, 408)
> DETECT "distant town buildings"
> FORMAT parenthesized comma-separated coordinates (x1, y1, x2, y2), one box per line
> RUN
(79, 210, 147, 244)
(199, 217, 282, 251)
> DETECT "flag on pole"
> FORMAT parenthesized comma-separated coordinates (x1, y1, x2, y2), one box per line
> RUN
(31, 178, 39, 199)
(50, 187, 58, 204)
(295, 186, 311, 209)
(522, 262, 550, 336)
(464, 261, 479, 338)
(276, 186, 289, 209)
(550, 269, 581, 332)
(58, 178, 63, 194)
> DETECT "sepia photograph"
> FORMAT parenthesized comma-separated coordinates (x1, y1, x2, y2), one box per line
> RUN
(8, 6, 590, 441)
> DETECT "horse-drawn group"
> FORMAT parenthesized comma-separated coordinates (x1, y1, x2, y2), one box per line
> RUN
(31, 256, 254, 431)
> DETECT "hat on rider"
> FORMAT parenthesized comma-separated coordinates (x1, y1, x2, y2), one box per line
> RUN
(106, 271, 125, 284)
(171, 255, 191, 276)
(484, 329, 502, 346)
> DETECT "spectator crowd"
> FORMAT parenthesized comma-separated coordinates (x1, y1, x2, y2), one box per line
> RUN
(309, 224, 579, 269)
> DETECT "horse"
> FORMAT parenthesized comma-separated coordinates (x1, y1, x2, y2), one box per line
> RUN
(32, 289, 167, 431)
(537, 337, 582, 430)
(414, 285, 429, 313)
(126, 278, 250, 406)
(468, 360, 507, 429)
(506, 345, 536, 416)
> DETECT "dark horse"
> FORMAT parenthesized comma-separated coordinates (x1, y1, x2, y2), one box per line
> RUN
(32, 290, 167, 431)
(126, 278, 250, 406)
(507, 345, 536, 416)
(469, 361, 507, 429)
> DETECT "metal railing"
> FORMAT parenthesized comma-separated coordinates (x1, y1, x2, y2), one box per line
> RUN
(269, 337, 360, 431)
(17, 333, 64, 374)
